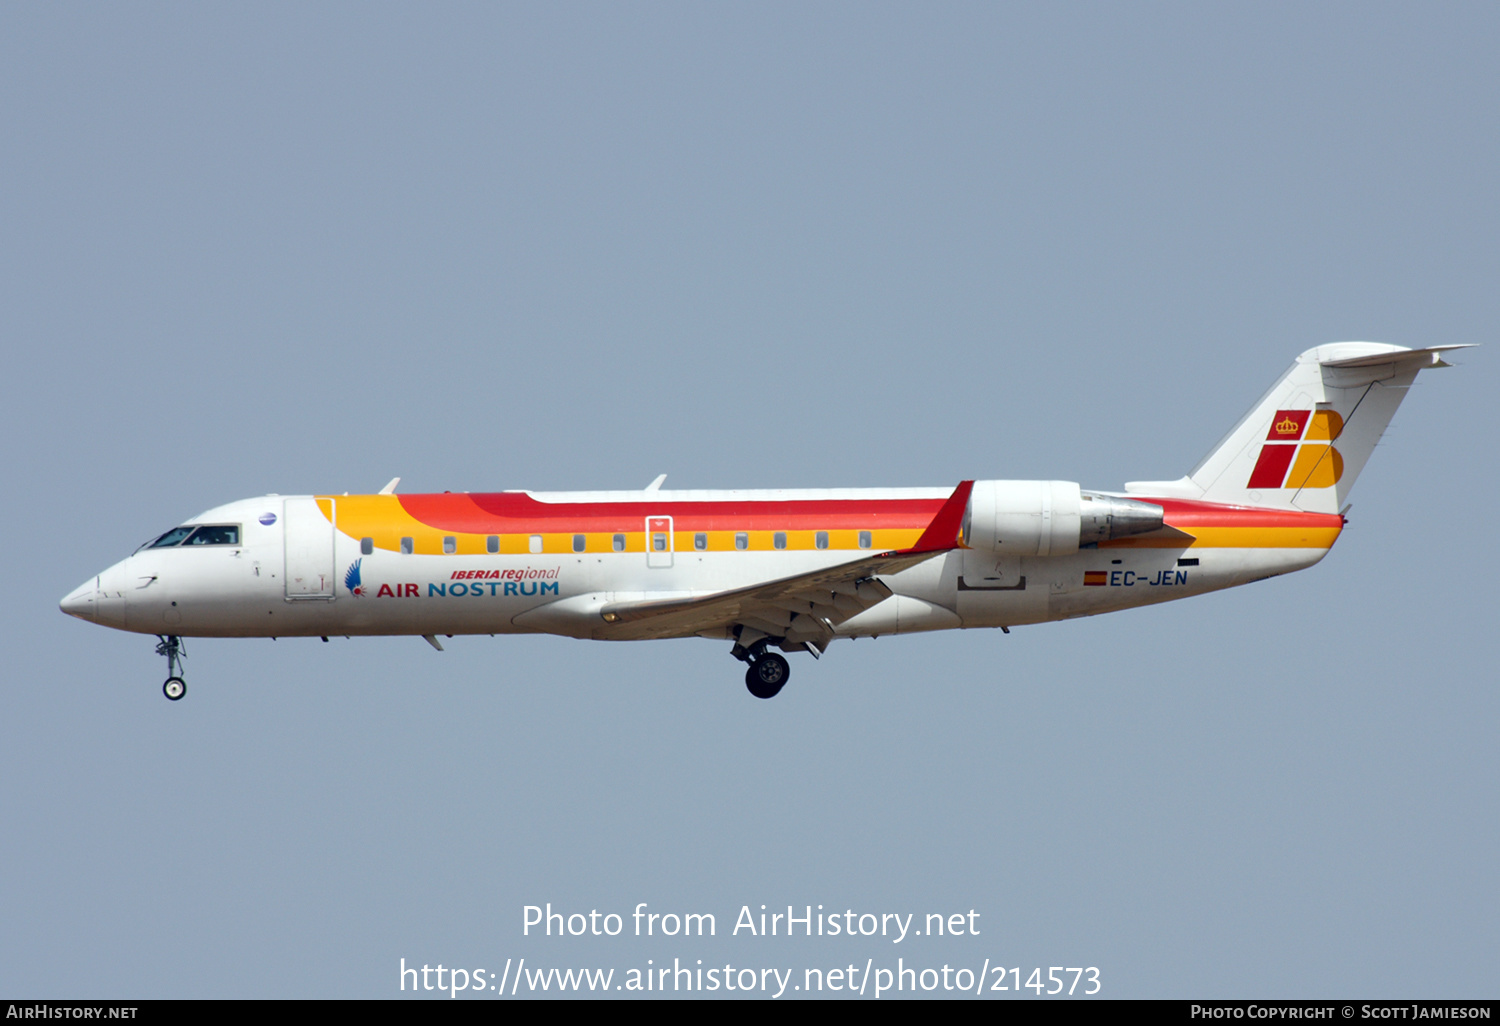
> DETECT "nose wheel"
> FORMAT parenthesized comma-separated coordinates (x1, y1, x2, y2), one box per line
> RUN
(155, 635, 187, 701)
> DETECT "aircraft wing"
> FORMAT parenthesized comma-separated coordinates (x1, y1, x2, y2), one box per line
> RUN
(594, 480, 974, 645)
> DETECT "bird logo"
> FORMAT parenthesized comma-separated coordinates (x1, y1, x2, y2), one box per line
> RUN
(344, 559, 365, 597)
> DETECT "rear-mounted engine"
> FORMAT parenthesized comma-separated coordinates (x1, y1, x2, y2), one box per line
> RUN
(962, 481, 1163, 556)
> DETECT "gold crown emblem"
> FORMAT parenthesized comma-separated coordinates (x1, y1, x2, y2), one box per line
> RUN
(1275, 415, 1300, 435)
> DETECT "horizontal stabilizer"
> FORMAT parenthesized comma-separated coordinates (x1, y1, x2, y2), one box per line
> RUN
(1320, 344, 1473, 369)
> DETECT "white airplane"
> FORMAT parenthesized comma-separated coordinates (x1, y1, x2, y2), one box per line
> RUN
(62, 343, 1466, 700)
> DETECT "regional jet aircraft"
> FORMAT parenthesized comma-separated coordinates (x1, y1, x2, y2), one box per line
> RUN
(61, 343, 1466, 700)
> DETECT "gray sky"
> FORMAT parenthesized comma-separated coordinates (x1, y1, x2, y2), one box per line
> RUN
(2, 2, 1495, 999)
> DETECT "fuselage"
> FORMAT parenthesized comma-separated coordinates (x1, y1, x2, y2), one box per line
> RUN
(60, 487, 1343, 642)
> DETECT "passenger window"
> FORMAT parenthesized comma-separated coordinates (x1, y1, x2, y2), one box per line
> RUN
(361, 537, 373, 555)
(573, 534, 586, 552)
(400, 537, 414, 555)
(148, 527, 196, 548)
(487, 535, 499, 554)
(694, 533, 707, 551)
(774, 532, 787, 550)
(184, 525, 240, 545)
(858, 530, 872, 549)
(652, 533, 667, 552)
(815, 531, 828, 550)
(529, 535, 543, 554)
(735, 532, 748, 550)
(613, 534, 626, 552)
(443, 536, 456, 554)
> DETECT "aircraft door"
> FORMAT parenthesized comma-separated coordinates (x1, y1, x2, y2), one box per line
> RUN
(646, 516, 673, 568)
(284, 497, 336, 599)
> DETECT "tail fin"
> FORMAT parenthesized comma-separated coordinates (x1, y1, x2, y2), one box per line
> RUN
(1125, 343, 1471, 513)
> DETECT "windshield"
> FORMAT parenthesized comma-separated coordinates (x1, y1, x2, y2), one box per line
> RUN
(139, 524, 241, 551)
(145, 526, 195, 549)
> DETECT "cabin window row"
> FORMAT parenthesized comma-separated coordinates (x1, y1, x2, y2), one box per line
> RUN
(364, 530, 876, 554)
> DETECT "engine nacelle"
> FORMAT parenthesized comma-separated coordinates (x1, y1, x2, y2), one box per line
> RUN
(962, 481, 1164, 556)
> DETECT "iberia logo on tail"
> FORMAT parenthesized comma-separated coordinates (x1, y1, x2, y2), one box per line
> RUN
(1247, 409, 1345, 489)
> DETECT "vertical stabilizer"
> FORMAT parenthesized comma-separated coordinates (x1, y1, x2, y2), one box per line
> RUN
(1125, 343, 1469, 512)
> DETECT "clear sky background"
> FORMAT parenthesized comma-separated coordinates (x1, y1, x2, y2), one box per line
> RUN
(2, 2, 1495, 999)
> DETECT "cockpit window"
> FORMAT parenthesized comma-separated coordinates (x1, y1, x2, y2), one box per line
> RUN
(147, 527, 196, 548)
(144, 524, 240, 549)
(184, 525, 239, 546)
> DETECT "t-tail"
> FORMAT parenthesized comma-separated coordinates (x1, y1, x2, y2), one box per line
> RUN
(1124, 343, 1472, 513)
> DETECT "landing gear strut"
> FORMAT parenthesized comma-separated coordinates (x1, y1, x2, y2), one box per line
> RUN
(156, 635, 186, 701)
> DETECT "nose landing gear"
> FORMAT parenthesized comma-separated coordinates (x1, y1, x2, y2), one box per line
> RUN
(156, 635, 186, 701)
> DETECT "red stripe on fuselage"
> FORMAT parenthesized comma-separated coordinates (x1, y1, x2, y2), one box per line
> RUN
(398, 492, 947, 534)
(1137, 496, 1344, 530)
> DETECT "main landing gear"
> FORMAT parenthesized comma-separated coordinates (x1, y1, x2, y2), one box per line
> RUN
(156, 635, 186, 701)
(745, 654, 790, 699)
(733, 637, 791, 699)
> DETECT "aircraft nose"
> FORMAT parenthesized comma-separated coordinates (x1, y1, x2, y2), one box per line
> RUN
(61, 561, 130, 629)
(60, 578, 99, 621)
